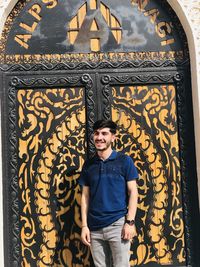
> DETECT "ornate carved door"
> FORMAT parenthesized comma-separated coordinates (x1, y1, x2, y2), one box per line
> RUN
(3, 72, 98, 267)
(0, 0, 199, 267)
(99, 71, 188, 266)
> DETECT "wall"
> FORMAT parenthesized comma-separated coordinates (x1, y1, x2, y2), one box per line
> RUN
(0, 0, 199, 266)
(168, 0, 200, 206)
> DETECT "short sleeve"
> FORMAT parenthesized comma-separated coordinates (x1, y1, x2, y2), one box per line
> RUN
(125, 156, 138, 181)
(78, 162, 90, 186)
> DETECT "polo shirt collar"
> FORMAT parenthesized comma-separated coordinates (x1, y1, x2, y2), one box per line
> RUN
(108, 150, 117, 160)
(94, 150, 117, 162)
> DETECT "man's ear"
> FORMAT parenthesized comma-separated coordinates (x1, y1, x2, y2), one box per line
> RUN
(111, 134, 116, 142)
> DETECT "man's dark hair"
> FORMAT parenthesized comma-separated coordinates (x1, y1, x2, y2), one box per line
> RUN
(93, 120, 117, 134)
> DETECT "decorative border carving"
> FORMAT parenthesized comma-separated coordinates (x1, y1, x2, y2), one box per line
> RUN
(10, 76, 81, 87)
(175, 74, 193, 266)
(101, 75, 112, 120)
(7, 84, 19, 267)
(81, 73, 95, 156)
(0, 51, 187, 65)
(0, 59, 190, 73)
(0, 0, 29, 57)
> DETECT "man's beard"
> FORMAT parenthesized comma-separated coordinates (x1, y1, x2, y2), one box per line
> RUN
(95, 141, 112, 151)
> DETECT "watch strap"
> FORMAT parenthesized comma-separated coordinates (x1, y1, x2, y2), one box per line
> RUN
(125, 218, 135, 225)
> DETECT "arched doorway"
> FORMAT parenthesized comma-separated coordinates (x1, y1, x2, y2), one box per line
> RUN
(0, 0, 199, 266)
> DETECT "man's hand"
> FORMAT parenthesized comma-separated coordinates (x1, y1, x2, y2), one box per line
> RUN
(121, 223, 137, 241)
(81, 226, 91, 246)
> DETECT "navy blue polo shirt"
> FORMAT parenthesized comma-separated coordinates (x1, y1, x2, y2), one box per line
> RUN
(79, 150, 138, 231)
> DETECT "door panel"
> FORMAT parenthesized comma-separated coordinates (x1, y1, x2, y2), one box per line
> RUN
(17, 87, 90, 266)
(98, 71, 186, 266)
(4, 73, 95, 267)
(111, 84, 185, 266)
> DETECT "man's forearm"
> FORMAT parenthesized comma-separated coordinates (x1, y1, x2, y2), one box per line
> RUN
(127, 181, 138, 220)
(127, 192, 138, 220)
(81, 201, 88, 227)
(80, 186, 91, 246)
(81, 187, 90, 227)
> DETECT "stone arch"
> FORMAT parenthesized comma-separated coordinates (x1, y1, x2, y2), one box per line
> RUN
(167, 0, 200, 207)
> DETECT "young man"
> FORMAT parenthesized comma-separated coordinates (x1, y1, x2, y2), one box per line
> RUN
(79, 120, 138, 267)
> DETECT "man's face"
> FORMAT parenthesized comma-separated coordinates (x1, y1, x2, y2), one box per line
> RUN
(93, 127, 115, 151)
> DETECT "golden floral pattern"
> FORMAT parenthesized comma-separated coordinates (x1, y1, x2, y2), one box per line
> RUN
(17, 88, 91, 266)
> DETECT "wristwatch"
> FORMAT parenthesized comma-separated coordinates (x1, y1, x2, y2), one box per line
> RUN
(125, 218, 135, 226)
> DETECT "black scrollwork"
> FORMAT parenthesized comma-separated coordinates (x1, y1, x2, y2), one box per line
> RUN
(82, 74, 95, 156)
(101, 75, 111, 85)
(101, 75, 111, 120)
(0, 59, 190, 73)
(11, 76, 81, 88)
(173, 73, 184, 82)
(176, 79, 193, 266)
(10, 77, 20, 87)
(81, 74, 91, 84)
(7, 86, 20, 266)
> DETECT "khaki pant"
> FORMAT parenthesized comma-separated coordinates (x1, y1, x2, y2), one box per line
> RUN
(90, 217, 130, 267)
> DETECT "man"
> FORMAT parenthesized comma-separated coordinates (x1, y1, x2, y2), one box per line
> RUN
(79, 120, 138, 267)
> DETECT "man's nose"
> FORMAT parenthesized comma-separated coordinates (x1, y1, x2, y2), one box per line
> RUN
(96, 134, 103, 139)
